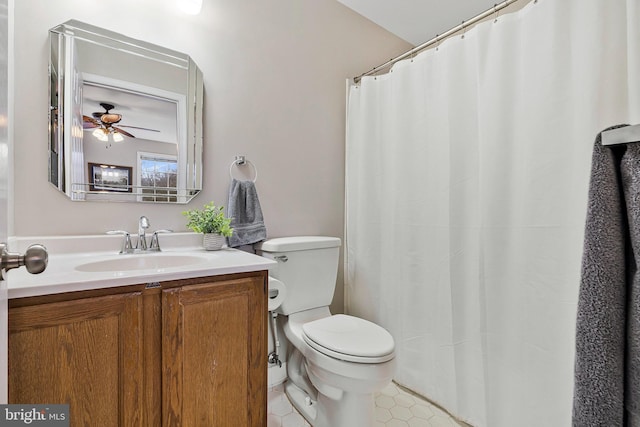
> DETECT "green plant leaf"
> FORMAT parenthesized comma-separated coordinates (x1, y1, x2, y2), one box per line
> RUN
(182, 201, 234, 237)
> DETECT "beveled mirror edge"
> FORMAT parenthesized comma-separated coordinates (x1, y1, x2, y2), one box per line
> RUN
(50, 20, 190, 69)
(189, 58, 204, 195)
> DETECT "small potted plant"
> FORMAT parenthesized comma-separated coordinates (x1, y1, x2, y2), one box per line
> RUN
(182, 201, 233, 250)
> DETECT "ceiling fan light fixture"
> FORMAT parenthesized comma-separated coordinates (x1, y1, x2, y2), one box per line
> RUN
(178, 0, 202, 15)
(112, 132, 124, 143)
(92, 128, 108, 142)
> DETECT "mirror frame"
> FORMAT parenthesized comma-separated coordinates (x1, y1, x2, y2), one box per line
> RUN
(48, 20, 203, 203)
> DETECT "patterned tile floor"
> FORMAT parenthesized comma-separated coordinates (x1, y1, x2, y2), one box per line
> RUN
(267, 381, 469, 427)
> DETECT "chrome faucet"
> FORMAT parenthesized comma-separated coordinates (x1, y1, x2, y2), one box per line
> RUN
(107, 216, 172, 254)
(137, 216, 150, 250)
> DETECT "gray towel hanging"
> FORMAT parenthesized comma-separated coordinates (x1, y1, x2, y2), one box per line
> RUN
(226, 178, 267, 248)
(573, 124, 640, 426)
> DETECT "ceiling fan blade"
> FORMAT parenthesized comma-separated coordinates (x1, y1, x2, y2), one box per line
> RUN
(117, 125, 161, 132)
(113, 127, 136, 138)
(83, 115, 100, 129)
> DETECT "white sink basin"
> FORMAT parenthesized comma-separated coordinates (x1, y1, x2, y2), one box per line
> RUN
(75, 253, 210, 273)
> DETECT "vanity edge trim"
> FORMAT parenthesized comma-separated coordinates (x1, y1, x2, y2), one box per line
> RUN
(8, 263, 273, 300)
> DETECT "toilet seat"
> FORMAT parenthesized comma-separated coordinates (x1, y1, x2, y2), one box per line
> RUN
(302, 314, 395, 364)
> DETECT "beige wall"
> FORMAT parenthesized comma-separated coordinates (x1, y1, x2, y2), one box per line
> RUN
(11, 0, 411, 311)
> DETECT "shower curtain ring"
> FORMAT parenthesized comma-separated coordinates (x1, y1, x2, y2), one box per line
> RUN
(461, 21, 466, 39)
(435, 35, 440, 51)
(493, 4, 499, 23)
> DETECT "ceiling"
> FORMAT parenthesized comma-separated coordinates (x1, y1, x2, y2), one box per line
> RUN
(336, 0, 502, 46)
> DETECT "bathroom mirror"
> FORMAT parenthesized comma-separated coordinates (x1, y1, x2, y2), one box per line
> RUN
(48, 20, 203, 203)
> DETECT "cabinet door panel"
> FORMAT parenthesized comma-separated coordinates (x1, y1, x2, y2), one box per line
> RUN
(163, 276, 266, 426)
(9, 292, 143, 427)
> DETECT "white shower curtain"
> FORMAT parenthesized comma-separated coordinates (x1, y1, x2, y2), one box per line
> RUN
(345, 0, 640, 426)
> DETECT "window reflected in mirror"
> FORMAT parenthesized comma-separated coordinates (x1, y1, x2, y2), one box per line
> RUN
(139, 154, 178, 203)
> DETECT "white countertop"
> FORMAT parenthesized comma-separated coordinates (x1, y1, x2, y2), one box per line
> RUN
(6, 233, 276, 299)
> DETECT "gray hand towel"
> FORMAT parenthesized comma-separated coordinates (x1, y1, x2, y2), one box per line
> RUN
(573, 124, 640, 426)
(226, 178, 267, 248)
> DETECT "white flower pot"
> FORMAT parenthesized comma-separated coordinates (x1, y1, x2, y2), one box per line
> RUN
(203, 233, 226, 251)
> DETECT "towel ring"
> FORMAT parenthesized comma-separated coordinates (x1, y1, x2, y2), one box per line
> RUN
(229, 157, 258, 183)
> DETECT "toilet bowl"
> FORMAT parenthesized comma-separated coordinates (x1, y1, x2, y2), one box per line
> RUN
(285, 307, 395, 427)
(257, 237, 396, 427)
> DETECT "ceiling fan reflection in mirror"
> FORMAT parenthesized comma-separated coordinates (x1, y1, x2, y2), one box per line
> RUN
(82, 102, 160, 147)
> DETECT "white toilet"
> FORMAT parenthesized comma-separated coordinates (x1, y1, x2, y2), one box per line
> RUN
(257, 236, 396, 427)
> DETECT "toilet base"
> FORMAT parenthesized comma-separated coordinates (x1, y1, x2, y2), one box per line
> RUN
(285, 381, 317, 423)
(285, 380, 375, 427)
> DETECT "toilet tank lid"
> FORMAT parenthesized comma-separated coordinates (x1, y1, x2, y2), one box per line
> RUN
(256, 236, 341, 252)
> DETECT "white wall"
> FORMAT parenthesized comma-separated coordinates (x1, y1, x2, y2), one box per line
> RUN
(11, 0, 411, 312)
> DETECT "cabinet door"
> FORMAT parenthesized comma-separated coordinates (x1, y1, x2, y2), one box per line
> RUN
(9, 292, 144, 427)
(162, 275, 266, 426)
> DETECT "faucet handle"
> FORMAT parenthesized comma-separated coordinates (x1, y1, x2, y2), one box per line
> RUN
(107, 230, 134, 254)
(149, 229, 173, 252)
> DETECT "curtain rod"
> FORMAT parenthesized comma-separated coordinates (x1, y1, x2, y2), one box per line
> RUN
(353, 0, 525, 83)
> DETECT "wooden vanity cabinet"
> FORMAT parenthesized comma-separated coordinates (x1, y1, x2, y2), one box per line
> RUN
(9, 290, 145, 426)
(162, 274, 267, 426)
(8, 271, 268, 427)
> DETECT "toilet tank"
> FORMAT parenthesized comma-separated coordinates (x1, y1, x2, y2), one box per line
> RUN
(256, 236, 341, 316)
